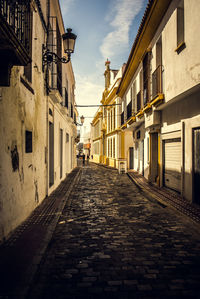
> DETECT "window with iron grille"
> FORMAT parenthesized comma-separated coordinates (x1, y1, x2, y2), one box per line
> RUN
(23, 4, 33, 82)
(47, 17, 62, 96)
(152, 65, 163, 99)
(143, 52, 151, 106)
(152, 37, 163, 99)
(0, 0, 32, 53)
(131, 81, 136, 115)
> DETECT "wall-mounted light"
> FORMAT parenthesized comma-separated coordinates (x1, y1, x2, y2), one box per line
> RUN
(76, 115, 85, 126)
(43, 28, 77, 68)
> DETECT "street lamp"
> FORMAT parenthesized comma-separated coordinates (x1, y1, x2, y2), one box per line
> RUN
(77, 115, 85, 126)
(43, 28, 77, 68)
(80, 115, 85, 125)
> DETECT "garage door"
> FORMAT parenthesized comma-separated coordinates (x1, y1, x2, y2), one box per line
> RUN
(164, 138, 181, 192)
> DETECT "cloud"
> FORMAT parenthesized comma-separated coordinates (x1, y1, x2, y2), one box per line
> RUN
(100, 0, 144, 60)
(59, 0, 75, 16)
(75, 74, 104, 128)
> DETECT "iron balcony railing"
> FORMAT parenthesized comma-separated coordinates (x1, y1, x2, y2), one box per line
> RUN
(152, 65, 163, 99)
(127, 100, 132, 120)
(121, 111, 124, 126)
(0, 0, 31, 53)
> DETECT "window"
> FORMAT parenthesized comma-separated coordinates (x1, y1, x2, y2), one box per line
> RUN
(47, 17, 62, 94)
(137, 91, 141, 112)
(108, 111, 110, 132)
(71, 103, 73, 118)
(25, 130, 32, 153)
(64, 87, 68, 108)
(113, 137, 115, 158)
(147, 137, 149, 163)
(143, 51, 151, 105)
(131, 81, 136, 115)
(176, 0, 185, 53)
(24, 9, 33, 82)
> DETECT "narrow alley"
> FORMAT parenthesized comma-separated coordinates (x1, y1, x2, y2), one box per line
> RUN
(25, 163, 200, 299)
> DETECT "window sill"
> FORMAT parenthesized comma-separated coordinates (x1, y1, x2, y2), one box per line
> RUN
(20, 76, 34, 94)
(175, 42, 186, 54)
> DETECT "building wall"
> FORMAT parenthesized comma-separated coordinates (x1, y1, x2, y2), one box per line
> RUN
(0, 0, 77, 241)
(0, 5, 47, 240)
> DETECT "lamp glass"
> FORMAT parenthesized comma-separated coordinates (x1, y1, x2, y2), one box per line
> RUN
(62, 28, 77, 54)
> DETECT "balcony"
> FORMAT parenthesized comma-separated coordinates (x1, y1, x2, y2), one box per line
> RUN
(151, 65, 164, 106)
(0, 0, 32, 85)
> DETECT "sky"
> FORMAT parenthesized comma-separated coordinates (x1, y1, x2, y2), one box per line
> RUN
(59, 0, 149, 133)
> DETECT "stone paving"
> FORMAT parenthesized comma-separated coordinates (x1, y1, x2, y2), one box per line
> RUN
(27, 163, 200, 299)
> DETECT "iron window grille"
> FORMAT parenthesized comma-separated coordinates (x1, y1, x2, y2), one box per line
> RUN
(152, 65, 163, 99)
(47, 17, 62, 96)
(0, 0, 32, 53)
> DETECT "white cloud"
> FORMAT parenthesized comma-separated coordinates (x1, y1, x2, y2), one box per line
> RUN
(59, 0, 74, 16)
(100, 0, 143, 60)
(75, 74, 104, 129)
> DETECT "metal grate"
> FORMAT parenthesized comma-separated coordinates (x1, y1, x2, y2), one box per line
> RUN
(0, 0, 31, 53)
(47, 16, 62, 96)
(152, 65, 163, 99)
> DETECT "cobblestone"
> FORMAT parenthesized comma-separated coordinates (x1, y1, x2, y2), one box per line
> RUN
(27, 163, 200, 299)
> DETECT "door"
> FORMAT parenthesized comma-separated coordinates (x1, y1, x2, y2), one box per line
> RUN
(164, 138, 181, 192)
(49, 122, 54, 187)
(60, 129, 63, 179)
(129, 147, 134, 169)
(150, 133, 158, 182)
(193, 128, 200, 204)
(139, 141, 144, 175)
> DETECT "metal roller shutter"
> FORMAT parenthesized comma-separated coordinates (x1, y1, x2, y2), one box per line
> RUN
(164, 138, 181, 192)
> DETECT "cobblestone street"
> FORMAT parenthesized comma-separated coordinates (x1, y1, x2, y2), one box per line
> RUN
(27, 163, 200, 299)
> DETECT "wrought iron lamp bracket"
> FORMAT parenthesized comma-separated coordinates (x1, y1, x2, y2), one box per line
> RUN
(42, 45, 71, 71)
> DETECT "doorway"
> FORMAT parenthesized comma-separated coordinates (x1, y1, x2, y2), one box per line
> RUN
(129, 147, 134, 169)
(193, 127, 200, 204)
(49, 122, 54, 187)
(60, 128, 63, 179)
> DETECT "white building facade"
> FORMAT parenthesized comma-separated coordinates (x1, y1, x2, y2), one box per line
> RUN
(0, 0, 78, 242)
(118, 0, 200, 203)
